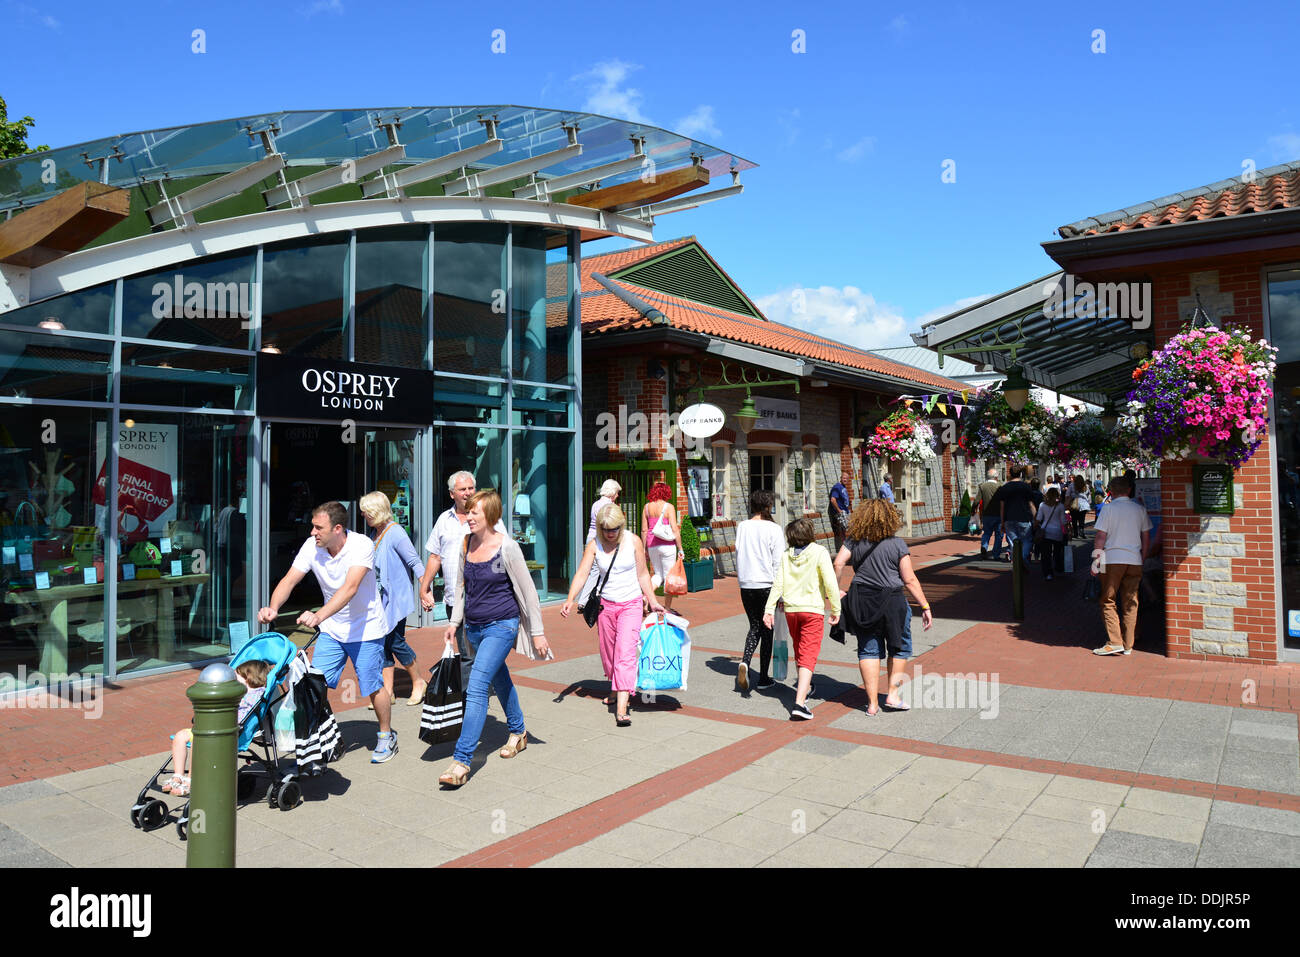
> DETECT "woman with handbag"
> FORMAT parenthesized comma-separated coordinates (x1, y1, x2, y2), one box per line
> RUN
(359, 491, 427, 707)
(437, 490, 551, 788)
(833, 500, 933, 716)
(642, 481, 683, 612)
(561, 503, 665, 726)
(1033, 488, 1067, 581)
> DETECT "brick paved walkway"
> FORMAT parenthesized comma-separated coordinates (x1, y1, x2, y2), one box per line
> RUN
(2, 531, 1298, 867)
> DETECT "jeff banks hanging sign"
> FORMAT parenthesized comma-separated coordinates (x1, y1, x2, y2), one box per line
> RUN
(677, 403, 726, 439)
(256, 353, 437, 422)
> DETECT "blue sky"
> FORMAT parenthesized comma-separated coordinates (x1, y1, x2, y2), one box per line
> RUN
(6, 0, 1299, 352)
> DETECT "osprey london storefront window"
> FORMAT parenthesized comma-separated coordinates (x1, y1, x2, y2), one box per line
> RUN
(1, 221, 583, 687)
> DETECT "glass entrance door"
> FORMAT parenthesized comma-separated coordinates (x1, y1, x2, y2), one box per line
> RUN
(264, 423, 421, 633)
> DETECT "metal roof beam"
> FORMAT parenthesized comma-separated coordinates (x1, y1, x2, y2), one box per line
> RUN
(513, 154, 647, 201)
(442, 138, 581, 197)
(914, 272, 1062, 346)
(263, 144, 406, 207)
(145, 153, 286, 228)
(360, 138, 504, 198)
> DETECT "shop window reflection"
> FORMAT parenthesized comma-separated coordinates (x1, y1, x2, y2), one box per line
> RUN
(0, 409, 106, 684)
(355, 226, 428, 368)
(511, 428, 573, 601)
(433, 224, 507, 378)
(1269, 268, 1300, 650)
(262, 237, 348, 359)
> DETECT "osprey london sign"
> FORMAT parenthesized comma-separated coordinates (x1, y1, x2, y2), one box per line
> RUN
(677, 403, 726, 439)
(256, 354, 436, 422)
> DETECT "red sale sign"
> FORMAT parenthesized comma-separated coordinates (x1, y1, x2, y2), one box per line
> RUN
(93, 456, 175, 522)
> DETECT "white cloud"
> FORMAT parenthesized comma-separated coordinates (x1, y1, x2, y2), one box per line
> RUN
(836, 136, 876, 163)
(300, 0, 343, 15)
(756, 287, 993, 353)
(13, 4, 60, 28)
(675, 105, 720, 140)
(756, 285, 908, 351)
(573, 60, 653, 124)
(888, 14, 908, 35)
(1266, 133, 1300, 164)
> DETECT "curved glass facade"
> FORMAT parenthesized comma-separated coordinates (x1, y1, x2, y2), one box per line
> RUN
(0, 222, 581, 689)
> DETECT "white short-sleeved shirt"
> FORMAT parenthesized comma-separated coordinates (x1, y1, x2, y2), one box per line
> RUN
(1095, 497, 1152, 567)
(292, 530, 386, 643)
(424, 507, 508, 606)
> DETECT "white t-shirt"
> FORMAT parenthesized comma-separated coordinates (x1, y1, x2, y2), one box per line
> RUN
(736, 518, 784, 589)
(292, 530, 386, 643)
(424, 507, 509, 606)
(1095, 497, 1152, 567)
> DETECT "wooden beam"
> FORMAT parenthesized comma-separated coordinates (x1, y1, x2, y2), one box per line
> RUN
(566, 164, 709, 213)
(0, 181, 131, 268)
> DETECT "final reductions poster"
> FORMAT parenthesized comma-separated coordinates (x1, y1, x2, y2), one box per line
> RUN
(93, 423, 179, 536)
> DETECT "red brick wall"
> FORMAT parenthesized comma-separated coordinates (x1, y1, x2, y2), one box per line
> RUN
(1147, 253, 1294, 662)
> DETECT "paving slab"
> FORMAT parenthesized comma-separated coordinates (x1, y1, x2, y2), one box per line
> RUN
(757, 832, 884, 867)
(1002, 813, 1103, 856)
(1045, 775, 1130, 805)
(635, 799, 738, 835)
(1216, 749, 1300, 794)
(980, 837, 1091, 868)
(1121, 787, 1212, 821)
(1110, 806, 1207, 845)
(1195, 822, 1300, 868)
(585, 821, 694, 862)
(921, 795, 1020, 838)
(816, 807, 916, 849)
(1087, 829, 1199, 867)
(1024, 793, 1118, 829)
(1208, 799, 1300, 836)
(872, 850, 961, 868)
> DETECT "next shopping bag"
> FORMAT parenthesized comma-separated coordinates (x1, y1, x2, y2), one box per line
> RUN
(636, 612, 692, 692)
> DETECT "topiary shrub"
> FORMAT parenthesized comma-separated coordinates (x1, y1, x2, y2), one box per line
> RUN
(680, 518, 701, 563)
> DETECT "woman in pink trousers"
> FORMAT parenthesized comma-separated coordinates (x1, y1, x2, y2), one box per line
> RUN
(561, 503, 665, 726)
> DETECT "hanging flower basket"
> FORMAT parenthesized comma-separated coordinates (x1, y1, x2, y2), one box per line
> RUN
(1127, 324, 1276, 468)
(959, 388, 1055, 464)
(864, 408, 936, 465)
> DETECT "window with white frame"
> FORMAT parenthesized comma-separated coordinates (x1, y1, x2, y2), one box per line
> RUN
(711, 441, 732, 520)
(801, 444, 817, 511)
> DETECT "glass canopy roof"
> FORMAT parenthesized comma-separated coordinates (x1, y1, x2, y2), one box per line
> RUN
(0, 105, 757, 212)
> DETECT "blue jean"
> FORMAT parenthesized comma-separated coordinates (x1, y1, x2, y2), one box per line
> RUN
(1003, 520, 1033, 562)
(980, 516, 1003, 554)
(453, 617, 525, 766)
(856, 602, 913, 659)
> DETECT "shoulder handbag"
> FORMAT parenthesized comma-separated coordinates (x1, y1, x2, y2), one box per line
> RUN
(582, 542, 617, 628)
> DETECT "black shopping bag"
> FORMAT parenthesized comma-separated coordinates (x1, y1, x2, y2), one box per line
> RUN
(419, 647, 465, 745)
(1081, 576, 1101, 602)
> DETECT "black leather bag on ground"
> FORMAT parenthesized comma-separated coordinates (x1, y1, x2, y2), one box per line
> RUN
(419, 649, 465, 745)
(1082, 576, 1101, 602)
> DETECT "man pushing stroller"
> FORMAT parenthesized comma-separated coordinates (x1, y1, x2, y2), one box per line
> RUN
(258, 501, 398, 764)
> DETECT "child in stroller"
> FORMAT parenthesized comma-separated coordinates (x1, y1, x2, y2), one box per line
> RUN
(162, 659, 270, 797)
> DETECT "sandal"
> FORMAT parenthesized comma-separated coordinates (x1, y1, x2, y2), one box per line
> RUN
(164, 775, 190, 797)
(407, 680, 428, 706)
(498, 732, 528, 759)
(162, 774, 185, 794)
(438, 761, 470, 788)
(616, 713, 631, 727)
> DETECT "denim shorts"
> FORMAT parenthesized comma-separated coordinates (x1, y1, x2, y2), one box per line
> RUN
(382, 620, 417, 668)
(855, 603, 913, 660)
(312, 634, 384, 697)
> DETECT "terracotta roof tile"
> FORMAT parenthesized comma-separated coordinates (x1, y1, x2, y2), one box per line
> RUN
(581, 280, 967, 392)
(1061, 164, 1300, 236)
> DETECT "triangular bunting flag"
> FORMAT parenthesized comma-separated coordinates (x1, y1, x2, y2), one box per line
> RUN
(937, 403, 947, 415)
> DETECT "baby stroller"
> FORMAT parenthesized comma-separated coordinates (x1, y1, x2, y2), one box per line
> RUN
(130, 629, 339, 839)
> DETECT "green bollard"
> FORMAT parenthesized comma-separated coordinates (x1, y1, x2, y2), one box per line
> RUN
(1012, 540, 1025, 621)
(186, 663, 243, 868)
